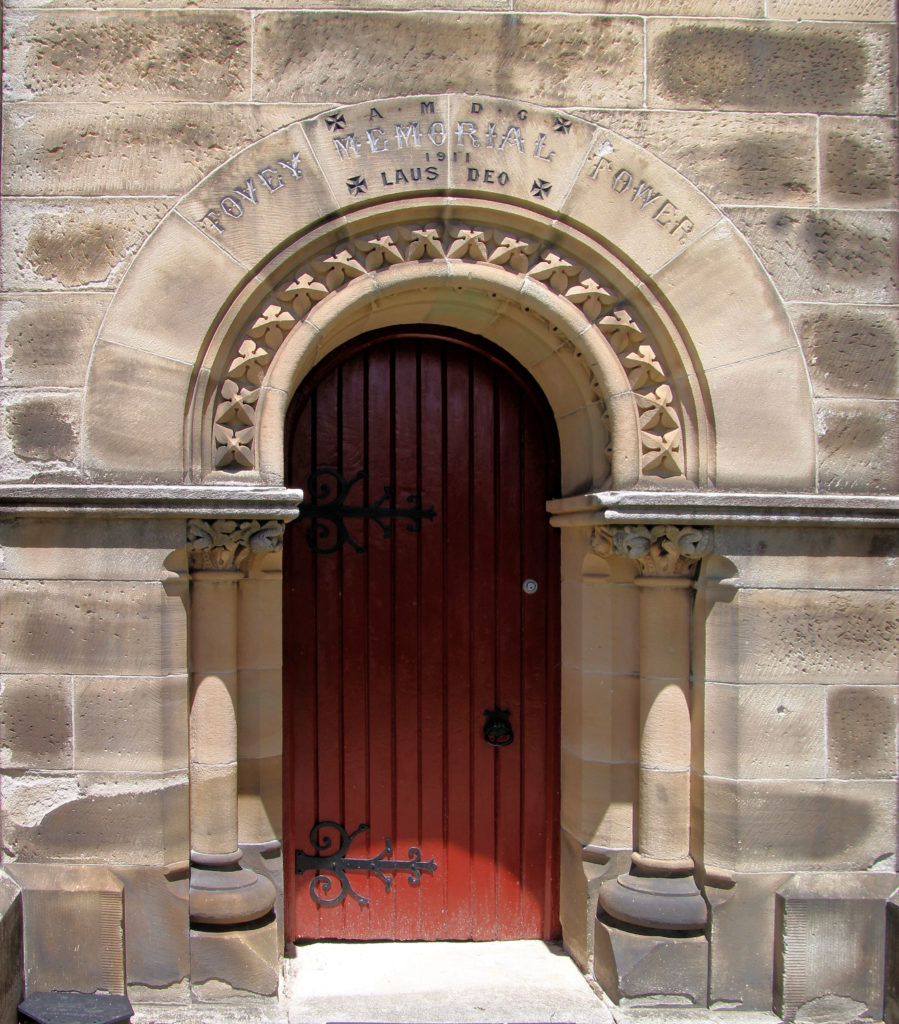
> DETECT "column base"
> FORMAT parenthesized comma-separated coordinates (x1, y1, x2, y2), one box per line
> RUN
(189, 851, 276, 927)
(598, 870, 708, 932)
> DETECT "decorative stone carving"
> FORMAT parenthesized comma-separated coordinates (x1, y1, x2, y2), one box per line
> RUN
(593, 524, 712, 577)
(211, 223, 686, 479)
(187, 518, 285, 570)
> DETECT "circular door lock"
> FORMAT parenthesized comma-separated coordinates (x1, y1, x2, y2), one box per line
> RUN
(522, 579, 539, 595)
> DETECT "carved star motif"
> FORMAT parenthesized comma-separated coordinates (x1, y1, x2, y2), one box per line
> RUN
(325, 113, 347, 132)
(346, 175, 367, 196)
(553, 116, 572, 134)
(531, 179, 552, 200)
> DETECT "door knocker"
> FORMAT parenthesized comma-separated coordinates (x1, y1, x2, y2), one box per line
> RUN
(483, 707, 514, 747)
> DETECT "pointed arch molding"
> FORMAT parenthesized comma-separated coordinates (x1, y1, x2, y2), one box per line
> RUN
(83, 93, 815, 493)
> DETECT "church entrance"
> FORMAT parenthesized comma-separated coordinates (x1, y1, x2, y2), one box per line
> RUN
(283, 326, 561, 942)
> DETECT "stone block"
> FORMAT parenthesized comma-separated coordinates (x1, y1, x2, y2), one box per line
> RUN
(887, 895, 899, 1024)
(562, 669, 639, 765)
(0, 292, 107, 388)
(2, 771, 189, 864)
(791, 303, 899, 400)
(520, 0, 762, 12)
(190, 674, 238, 766)
(237, 669, 282, 761)
(821, 115, 898, 208)
(816, 398, 899, 494)
(768, 0, 896, 19)
(706, 872, 793, 1011)
(594, 916, 708, 1006)
(252, 14, 644, 107)
(774, 872, 899, 1023)
(5, 863, 124, 996)
(826, 685, 898, 780)
(239, 842, 284, 954)
(190, 762, 238, 854)
(700, 682, 826, 780)
(647, 20, 896, 115)
(3, 391, 79, 464)
(562, 750, 636, 850)
(190, 915, 279, 998)
(0, 873, 23, 1024)
(1, 102, 319, 197)
(703, 587, 899, 686)
(579, 579, 640, 677)
(3, 11, 250, 102)
(559, 831, 624, 973)
(0, 579, 187, 676)
(725, 207, 899, 304)
(0, 199, 171, 291)
(74, 675, 189, 772)
(701, 778, 895, 872)
(237, 756, 282, 844)
(0, 674, 73, 770)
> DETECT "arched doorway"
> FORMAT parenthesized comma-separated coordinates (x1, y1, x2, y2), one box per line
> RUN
(283, 326, 561, 942)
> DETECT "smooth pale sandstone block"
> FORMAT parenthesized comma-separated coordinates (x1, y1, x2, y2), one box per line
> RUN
(703, 587, 899, 685)
(237, 756, 282, 844)
(701, 778, 895, 871)
(238, 579, 282, 671)
(237, 668, 282, 760)
(700, 682, 826, 780)
(190, 762, 238, 854)
(74, 675, 188, 772)
(816, 398, 899, 494)
(0, 674, 72, 770)
(768, 0, 896, 19)
(821, 115, 899, 208)
(725, 207, 899, 304)
(0, 579, 188, 676)
(576, 580, 640, 677)
(561, 750, 636, 849)
(3, 391, 79, 464)
(638, 768, 691, 860)
(190, 915, 279, 998)
(1, 199, 171, 291)
(3, 11, 251, 102)
(1, 102, 320, 196)
(519, 0, 762, 12)
(2, 771, 189, 864)
(826, 685, 898, 780)
(562, 670, 639, 765)
(252, 14, 644, 107)
(791, 302, 899, 399)
(190, 673, 238, 766)
(582, 109, 816, 207)
(0, 292, 108, 388)
(640, 680, 690, 772)
(647, 20, 897, 115)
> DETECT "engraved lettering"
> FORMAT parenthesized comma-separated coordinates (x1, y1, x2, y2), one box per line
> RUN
(467, 167, 479, 182)
(425, 166, 439, 180)
(333, 134, 362, 160)
(421, 101, 436, 114)
(533, 133, 555, 162)
(436, 151, 446, 161)
(632, 181, 662, 210)
(366, 128, 389, 154)
(395, 169, 409, 184)
(257, 167, 284, 192)
(517, 109, 528, 121)
(588, 139, 615, 179)
(428, 121, 447, 146)
(471, 102, 483, 114)
(233, 178, 258, 205)
(483, 169, 494, 183)
(612, 168, 633, 193)
(381, 171, 393, 186)
(455, 121, 480, 147)
(277, 152, 303, 178)
(395, 122, 421, 149)
(220, 196, 243, 219)
(671, 215, 694, 242)
(498, 126, 525, 153)
(652, 199, 677, 227)
(485, 123, 497, 147)
(497, 172, 509, 186)
(410, 167, 422, 181)
(200, 210, 224, 234)
(369, 107, 383, 120)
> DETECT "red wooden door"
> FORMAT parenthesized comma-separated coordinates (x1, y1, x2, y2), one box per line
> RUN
(283, 327, 560, 942)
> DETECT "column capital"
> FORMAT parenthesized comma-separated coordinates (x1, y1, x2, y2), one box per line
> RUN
(592, 524, 712, 578)
(187, 517, 285, 571)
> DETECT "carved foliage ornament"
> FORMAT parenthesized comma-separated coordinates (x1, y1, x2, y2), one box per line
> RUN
(187, 518, 285, 570)
(592, 524, 712, 577)
(213, 224, 684, 478)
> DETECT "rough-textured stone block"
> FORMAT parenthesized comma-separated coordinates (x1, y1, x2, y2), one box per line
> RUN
(791, 303, 899, 399)
(0, 579, 187, 676)
(768, 0, 896, 19)
(702, 778, 895, 872)
(0, 292, 107, 388)
(816, 398, 899, 494)
(1, 199, 171, 291)
(581, 109, 816, 207)
(3, 391, 79, 464)
(253, 14, 644, 106)
(521, 0, 762, 11)
(2, 771, 189, 864)
(74, 675, 188, 772)
(5, 864, 124, 996)
(0, 873, 23, 1024)
(190, 915, 279, 998)
(726, 207, 899, 304)
(821, 115, 898, 208)
(701, 682, 826, 780)
(0, 674, 72, 770)
(647, 20, 897, 114)
(1, 102, 320, 196)
(887, 895, 899, 1024)
(826, 685, 898, 780)
(775, 873, 899, 1023)
(3, 11, 250, 102)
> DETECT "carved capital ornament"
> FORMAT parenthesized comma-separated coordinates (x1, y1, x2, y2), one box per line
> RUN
(187, 517, 285, 571)
(592, 524, 712, 577)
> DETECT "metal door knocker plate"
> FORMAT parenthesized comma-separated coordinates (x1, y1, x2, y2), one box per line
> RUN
(483, 707, 514, 747)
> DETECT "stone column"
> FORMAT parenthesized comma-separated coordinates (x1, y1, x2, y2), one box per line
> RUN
(593, 524, 711, 932)
(186, 518, 284, 926)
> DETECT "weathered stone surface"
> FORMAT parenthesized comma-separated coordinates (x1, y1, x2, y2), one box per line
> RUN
(2, 103, 322, 196)
(190, 915, 279, 998)
(237, 755, 282, 844)
(768, 0, 896, 19)
(0, 674, 72, 770)
(74, 675, 189, 772)
(562, 670, 639, 766)
(791, 302, 899, 399)
(581, 109, 816, 207)
(562, 750, 636, 850)
(0, 292, 107, 388)
(701, 682, 826, 780)
(821, 115, 898, 208)
(647, 20, 897, 114)
(702, 778, 895, 872)
(703, 587, 899, 685)
(726, 207, 899, 304)
(887, 896, 899, 1024)
(3, 392, 79, 464)
(522, 0, 762, 11)
(1, 579, 187, 676)
(816, 398, 899, 494)
(826, 685, 898, 780)
(3, 12, 251, 102)
(253, 14, 644, 106)
(0, 873, 23, 1024)
(1, 199, 172, 291)
(2, 771, 188, 864)
(237, 669, 282, 761)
